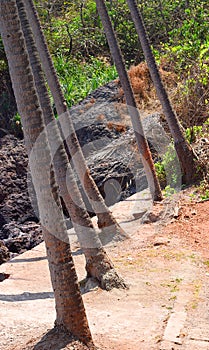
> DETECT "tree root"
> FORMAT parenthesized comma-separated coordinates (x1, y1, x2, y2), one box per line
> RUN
(85, 251, 128, 291)
(100, 268, 128, 291)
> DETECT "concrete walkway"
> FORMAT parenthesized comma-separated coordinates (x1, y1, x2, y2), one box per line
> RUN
(1, 191, 209, 350)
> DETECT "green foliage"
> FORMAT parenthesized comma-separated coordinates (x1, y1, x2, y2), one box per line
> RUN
(0, 37, 7, 71)
(185, 125, 203, 144)
(163, 185, 176, 198)
(1, 0, 209, 135)
(204, 118, 209, 127)
(35, 0, 139, 63)
(163, 14, 209, 70)
(154, 161, 166, 187)
(54, 55, 117, 106)
(185, 117, 209, 143)
(106, 0, 139, 63)
(35, 0, 107, 60)
(12, 112, 22, 131)
(34, 1, 209, 81)
(159, 6, 209, 128)
(203, 260, 209, 267)
(10, 113, 23, 137)
(140, 0, 209, 61)
(155, 143, 180, 189)
(164, 145, 182, 189)
(196, 180, 209, 200)
(13, 112, 21, 123)
(33, 0, 209, 89)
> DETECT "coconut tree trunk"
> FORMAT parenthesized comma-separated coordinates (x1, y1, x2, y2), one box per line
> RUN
(0, 0, 95, 347)
(126, 0, 200, 184)
(16, 0, 126, 290)
(23, 0, 127, 239)
(95, 0, 162, 201)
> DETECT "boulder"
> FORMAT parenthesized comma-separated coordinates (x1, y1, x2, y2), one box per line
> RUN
(0, 240, 10, 264)
(0, 80, 167, 256)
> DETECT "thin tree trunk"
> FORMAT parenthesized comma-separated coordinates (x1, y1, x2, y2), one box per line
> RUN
(24, 0, 128, 239)
(95, 0, 163, 201)
(16, 0, 126, 290)
(126, 0, 201, 184)
(0, 1, 94, 347)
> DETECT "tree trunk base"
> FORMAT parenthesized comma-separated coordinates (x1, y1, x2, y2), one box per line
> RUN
(85, 251, 128, 291)
(98, 224, 129, 246)
(36, 325, 97, 350)
(100, 268, 128, 290)
(175, 141, 206, 185)
(97, 212, 129, 239)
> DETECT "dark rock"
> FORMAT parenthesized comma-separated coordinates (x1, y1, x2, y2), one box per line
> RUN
(76, 123, 118, 149)
(68, 83, 171, 207)
(1, 222, 43, 254)
(0, 80, 168, 257)
(0, 128, 8, 138)
(0, 272, 10, 282)
(0, 134, 37, 229)
(0, 240, 10, 264)
(0, 212, 7, 227)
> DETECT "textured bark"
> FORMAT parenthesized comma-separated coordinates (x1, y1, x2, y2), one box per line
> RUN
(95, 0, 163, 202)
(126, 0, 201, 184)
(24, 0, 127, 238)
(0, 1, 94, 346)
(16, 0, 127, 290)
(85, 248, 127, 290)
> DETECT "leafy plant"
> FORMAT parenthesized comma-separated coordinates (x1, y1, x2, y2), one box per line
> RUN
(13, 112, 21, 123)
(162, 185, 176, 197)
(154, 161, 166, 187)
(197, 180, 209, 200)
(185, 125, 203, 144)
(54, 55, 117, 106)
(155, 143, 180, 189)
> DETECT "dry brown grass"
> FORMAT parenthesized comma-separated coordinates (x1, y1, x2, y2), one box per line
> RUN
(106, 121, 127, 133)
(116, 59, 209, 128)
(128, 62, 151, 102)
(116, 61, 177, 113)
(170, 65, 209, 128)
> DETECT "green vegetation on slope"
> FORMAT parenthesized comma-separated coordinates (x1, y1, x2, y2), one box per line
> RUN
(0, 0, 209, 136)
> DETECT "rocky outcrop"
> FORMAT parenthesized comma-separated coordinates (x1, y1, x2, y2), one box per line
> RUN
(0, 222, 42, 256)
(0, 134, 39, 261)
(0, 134, 36, 224)
(0, 80, 166, 262)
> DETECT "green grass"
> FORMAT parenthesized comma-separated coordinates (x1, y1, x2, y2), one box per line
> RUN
(54, 55, 118, 107)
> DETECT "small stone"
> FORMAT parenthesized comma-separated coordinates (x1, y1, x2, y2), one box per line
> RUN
(153, 237, 170, 247)
(0, 272, 10, 282)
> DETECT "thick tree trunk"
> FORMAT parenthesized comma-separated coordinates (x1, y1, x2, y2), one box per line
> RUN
(126, 0, 202, 184)
(0, 1, 95, 347)
(95, 0, 163, 202)
(24, 0, 128, 239)
(16, 0, 126, 290)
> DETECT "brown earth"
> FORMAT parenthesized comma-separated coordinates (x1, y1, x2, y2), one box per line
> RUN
(0, 188, 209, 350)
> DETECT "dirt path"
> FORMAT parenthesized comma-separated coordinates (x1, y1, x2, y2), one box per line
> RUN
(0, 189, 209, 350)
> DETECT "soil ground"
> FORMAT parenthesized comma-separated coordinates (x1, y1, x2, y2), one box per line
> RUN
(0, 188, 209, 350)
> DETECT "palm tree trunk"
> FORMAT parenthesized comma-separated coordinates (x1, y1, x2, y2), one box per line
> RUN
(126, 0, 201, 184)
(0, 1, 95, 347)
(24, 0, 128, 239)
(95, 0, 162, 201)
(16, 0, 126, 290)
